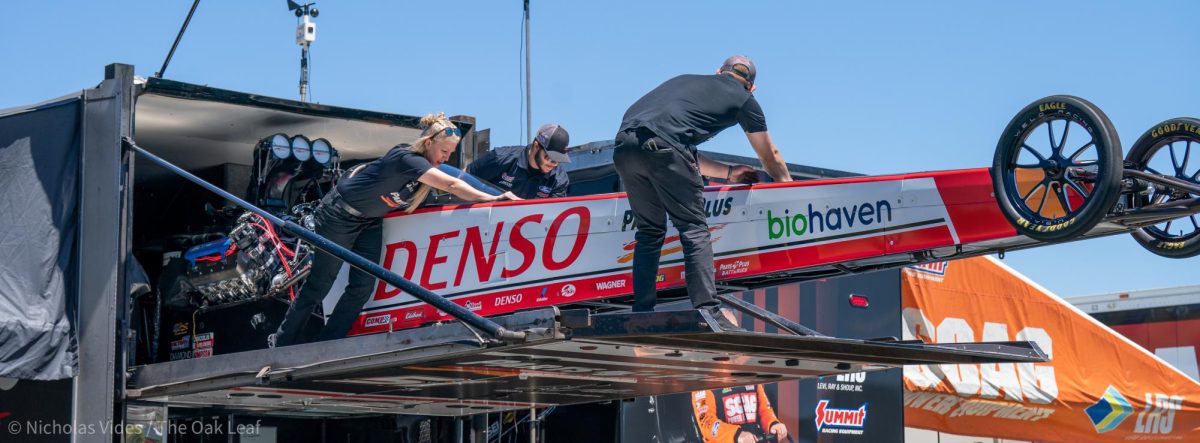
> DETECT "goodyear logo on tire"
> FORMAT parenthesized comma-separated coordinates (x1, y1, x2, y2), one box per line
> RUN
(1015, 217, 1075, 232)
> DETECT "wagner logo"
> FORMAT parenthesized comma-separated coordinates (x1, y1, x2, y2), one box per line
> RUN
(1085, 385, 1133, 433)
(908, 261, 949, 276)
(595, 279, 627, 291)
(363, 314, 393, 327)
(560, 284, 576, 298)
(767, 200, 893, 240)
(814, 400, 868, 432)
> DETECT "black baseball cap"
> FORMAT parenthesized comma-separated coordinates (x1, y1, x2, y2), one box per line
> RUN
(720, 55, 756, 85)
(535, 123, 571, 163)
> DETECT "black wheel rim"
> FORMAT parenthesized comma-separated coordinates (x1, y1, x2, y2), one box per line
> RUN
(1002, 116, 1104, 225)
(1137, 137, 1200, 241)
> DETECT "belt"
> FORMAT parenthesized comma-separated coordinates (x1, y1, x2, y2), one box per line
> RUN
(326, 188, 367, 218)
(622, 127, 674, 152)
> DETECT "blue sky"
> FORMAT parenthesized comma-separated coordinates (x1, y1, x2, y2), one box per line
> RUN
(5, 1, 1199, 297)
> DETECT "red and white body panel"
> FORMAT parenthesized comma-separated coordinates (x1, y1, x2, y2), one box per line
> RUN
(346, 168, 1018, 335)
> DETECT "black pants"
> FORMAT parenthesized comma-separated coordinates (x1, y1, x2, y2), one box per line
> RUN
(612, 128, 717, 312)
(274, 190, 383, 346)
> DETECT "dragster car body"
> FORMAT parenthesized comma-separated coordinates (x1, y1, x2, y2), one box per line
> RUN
(350, 168, 1019, 335)
(348, 95, 1200, 335)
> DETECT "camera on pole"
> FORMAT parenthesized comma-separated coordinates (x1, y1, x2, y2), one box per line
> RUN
(286, 1, 318, 102)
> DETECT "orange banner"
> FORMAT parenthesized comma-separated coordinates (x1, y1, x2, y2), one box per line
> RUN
(901, 256, 1200, 441)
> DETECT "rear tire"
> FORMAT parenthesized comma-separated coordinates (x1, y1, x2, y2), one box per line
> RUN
(1126, 117, 1200, 258)
(991, 95, 1122, 241)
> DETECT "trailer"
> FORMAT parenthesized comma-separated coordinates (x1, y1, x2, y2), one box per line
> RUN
(2, 64, 1199, 441)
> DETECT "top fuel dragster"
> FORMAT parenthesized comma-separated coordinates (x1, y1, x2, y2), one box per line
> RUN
(344, 95, 1200, 335)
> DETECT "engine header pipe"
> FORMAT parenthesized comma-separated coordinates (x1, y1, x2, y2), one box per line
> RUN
(124, 138, 526, 342)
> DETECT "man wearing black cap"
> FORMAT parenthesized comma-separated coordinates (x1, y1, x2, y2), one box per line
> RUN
(467, 123, 571, 199)
(614, 55, 793, 313)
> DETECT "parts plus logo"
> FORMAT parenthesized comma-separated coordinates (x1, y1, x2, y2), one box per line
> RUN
(767, 200, 893, 241)
(814, 400, 867, 434)
(1085, 385, 1133, 433)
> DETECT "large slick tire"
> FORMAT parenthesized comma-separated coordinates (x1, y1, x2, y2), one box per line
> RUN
(1126, 117, 1200, 258)
(992, 95, 1122, 242)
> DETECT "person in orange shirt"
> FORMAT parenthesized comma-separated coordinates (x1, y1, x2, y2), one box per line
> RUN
(692, 385, 789, 442)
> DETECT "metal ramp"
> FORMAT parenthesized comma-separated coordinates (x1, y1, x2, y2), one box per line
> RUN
(127, 307, 1046, 417)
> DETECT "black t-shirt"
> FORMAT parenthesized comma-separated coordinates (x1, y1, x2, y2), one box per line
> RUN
(466, 145, 569, 199)
(619, 74, 767, 149)
(336, 144, 433, 217)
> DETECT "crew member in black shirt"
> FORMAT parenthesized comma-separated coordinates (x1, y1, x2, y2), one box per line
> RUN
(614, 55, 792, 313)
(272, 113, 520, 346)
(467, 123, 571, 199)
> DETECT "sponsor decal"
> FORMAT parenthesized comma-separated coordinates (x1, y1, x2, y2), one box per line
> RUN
(537, 287, 548, 301)
(560, 284, 576, 298)
(536, 192, 549, 198)
(595, 279, 627, 291)
(172, 322, 189, 336)
(617, 225, 725, 263)
(539, 186, 552, 194)
(905, 261, 949, 282)
(495, 293, 523, 307)
(1134, 392, 1183, 435)
(903, 308, 1058, 422)
(1085, 385, 1133, 433)
(710, 422, 720, 437)
(719, 388, 761, 424)
(376, 207, 591, 298)
(656, 274, 666, 283)
(904, 309, 1058, 403)
(193, 332, 214, 359)
(465, 301, 483, 311)
(404, 311, 424, 320)
(499, 172, 515, 186)
(717, 259, 750, 276)
(620, 198, 732, 232)
(818, 372, 866, 392)
(170, 335, 191, 351)
(909, 261, 949, 276)
(814, 400, 867, 433)
(766, 200, 893, 240)
(363, 314, 393, 328)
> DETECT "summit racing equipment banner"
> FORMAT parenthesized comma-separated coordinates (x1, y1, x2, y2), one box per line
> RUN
(902, 256, 1200, 441)
(346, 170, 1006, 334)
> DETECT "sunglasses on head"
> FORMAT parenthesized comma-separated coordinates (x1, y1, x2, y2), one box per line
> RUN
(429, 127, 462, 138)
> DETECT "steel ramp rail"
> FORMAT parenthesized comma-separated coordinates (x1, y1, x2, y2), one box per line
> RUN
(127, 308, 1046, 417)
